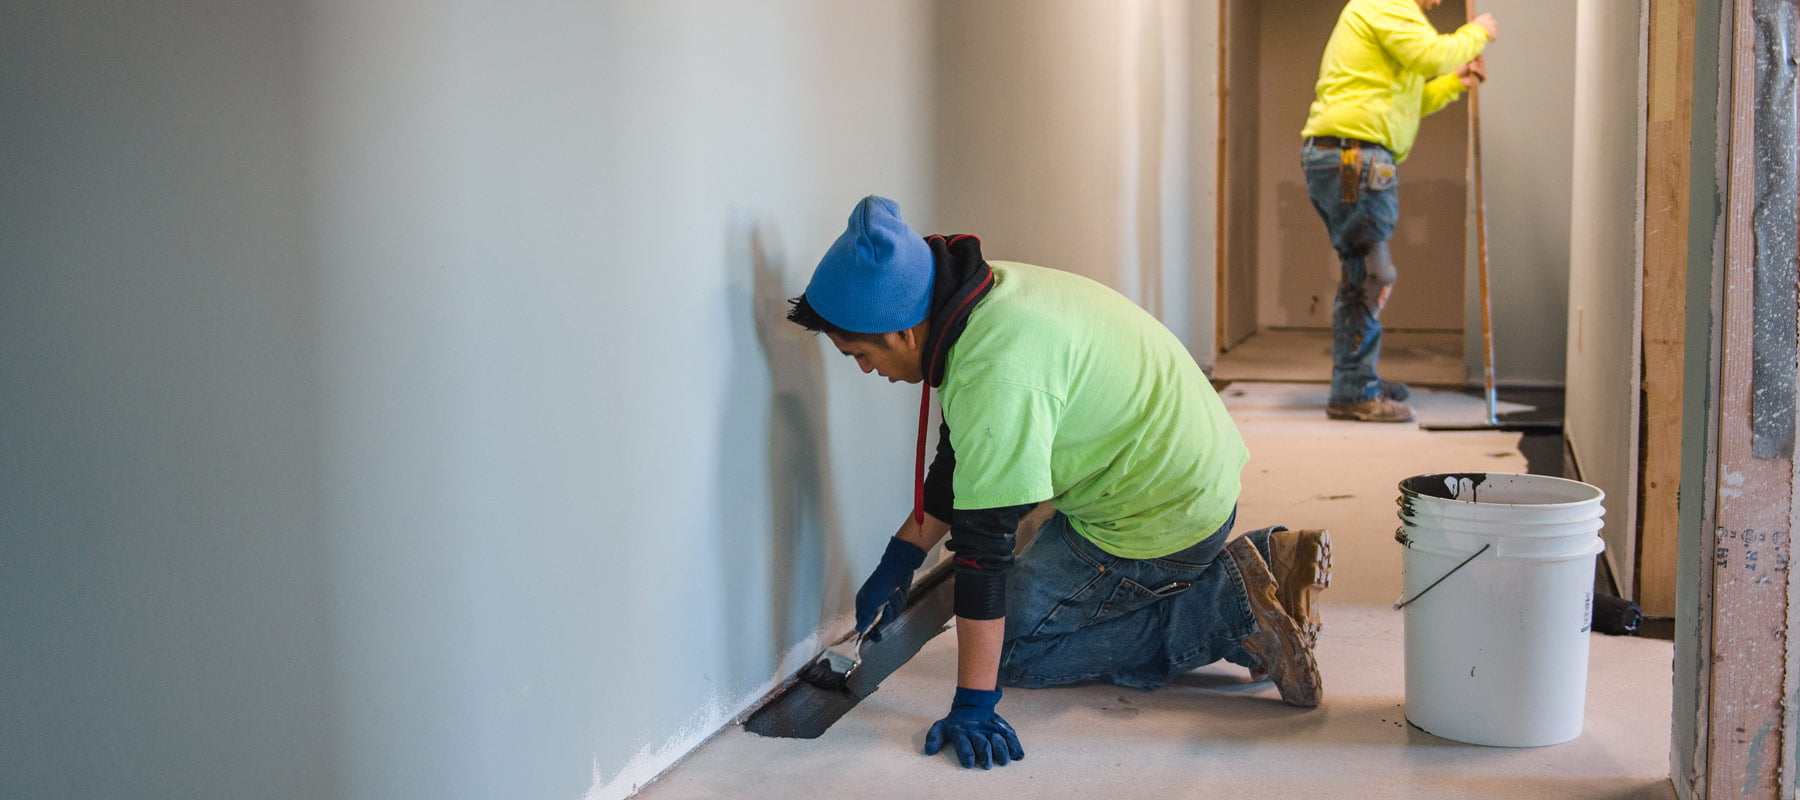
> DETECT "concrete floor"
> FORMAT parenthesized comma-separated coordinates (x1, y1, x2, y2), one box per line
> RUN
(639, 383, 1675, 799)
(1215, 328, 1466, 388)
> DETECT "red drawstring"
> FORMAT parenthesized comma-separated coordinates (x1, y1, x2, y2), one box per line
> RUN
(911, 259, 989, 530)
(914, 383, 931, 527)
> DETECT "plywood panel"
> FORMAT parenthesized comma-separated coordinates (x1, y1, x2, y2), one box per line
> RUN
(1637, 0, 1695, 619)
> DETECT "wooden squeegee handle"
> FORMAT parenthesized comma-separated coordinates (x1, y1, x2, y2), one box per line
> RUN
(1469, 4, 1498, 424)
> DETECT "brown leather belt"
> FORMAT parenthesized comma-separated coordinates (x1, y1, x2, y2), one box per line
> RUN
(1306, 136, 1384, 150)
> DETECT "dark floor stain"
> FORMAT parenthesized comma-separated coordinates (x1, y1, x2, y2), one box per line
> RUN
(1098, 695, 1141, 718)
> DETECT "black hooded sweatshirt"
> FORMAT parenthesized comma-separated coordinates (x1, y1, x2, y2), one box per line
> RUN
(917, 234, 1039, 622)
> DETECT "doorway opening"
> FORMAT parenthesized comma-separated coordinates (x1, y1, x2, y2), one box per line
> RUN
(1213, 0, 1470, 388)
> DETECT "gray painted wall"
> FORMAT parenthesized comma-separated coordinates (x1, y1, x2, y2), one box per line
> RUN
(1564, 0, 1645, 587)
(1, 3, 335, 797)
(3, 2, 935, 798)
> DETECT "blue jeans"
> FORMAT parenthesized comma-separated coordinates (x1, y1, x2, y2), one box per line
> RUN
(1301, 142, 1401, 404)
(998, 510, 1279, 690)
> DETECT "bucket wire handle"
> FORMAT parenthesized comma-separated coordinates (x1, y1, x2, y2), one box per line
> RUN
(1393, 543, 1491, 610)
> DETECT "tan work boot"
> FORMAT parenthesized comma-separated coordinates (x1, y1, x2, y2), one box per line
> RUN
(1225, 536, 1323, 708)
(1268, 529, 1332, 650)
(1326, 396, 1415, 423)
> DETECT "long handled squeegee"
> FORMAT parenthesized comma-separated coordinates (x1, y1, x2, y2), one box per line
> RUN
(1421, 9, 1559, 435)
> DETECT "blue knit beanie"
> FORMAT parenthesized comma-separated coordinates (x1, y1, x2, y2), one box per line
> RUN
(804, 195, 934, 334)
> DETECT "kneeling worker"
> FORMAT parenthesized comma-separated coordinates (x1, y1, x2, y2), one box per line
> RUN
(787, 196, 1332, 769)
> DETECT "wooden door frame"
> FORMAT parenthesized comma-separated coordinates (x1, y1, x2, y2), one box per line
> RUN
(1211, 0, 1470, 366)
(1213, 0, 1259, 357)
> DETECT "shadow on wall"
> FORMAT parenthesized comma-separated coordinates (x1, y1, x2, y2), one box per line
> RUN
(719, 218, 855, 683)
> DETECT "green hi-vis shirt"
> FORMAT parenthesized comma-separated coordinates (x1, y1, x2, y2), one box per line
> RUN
(1299, 0, 1489, 162)
(940, 262, 1248, 559)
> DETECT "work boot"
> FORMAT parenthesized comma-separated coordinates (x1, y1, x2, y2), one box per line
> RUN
(1378, 380, 1411, 402)
(1226, 536, 1323, 708)
(1267, 529, 1332, 649)
(1325, 396, 1415, 423)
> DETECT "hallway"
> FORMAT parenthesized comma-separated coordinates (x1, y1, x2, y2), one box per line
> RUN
(638, 384, 1675, 799)
(7, 1, 1790, 796)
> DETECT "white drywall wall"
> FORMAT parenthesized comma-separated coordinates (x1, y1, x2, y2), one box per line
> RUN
(1471, 0, 1579, 386)
(1565, 0, 1645, 586)
(932, 0, 1220, 359)
(3, 2, 936, 798)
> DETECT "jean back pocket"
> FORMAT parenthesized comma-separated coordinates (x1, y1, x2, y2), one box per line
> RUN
(1098, 575, 1193, 619)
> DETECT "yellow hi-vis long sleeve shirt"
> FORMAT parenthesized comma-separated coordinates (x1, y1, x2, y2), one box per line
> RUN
(1300, 0, 1491, 162)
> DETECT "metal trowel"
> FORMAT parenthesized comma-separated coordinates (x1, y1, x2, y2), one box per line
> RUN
(795, 608, 882, 694)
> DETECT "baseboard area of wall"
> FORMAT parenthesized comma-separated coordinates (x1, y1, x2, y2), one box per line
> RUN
(741, 560, 956, 739)
(623, 504, 1053, 796)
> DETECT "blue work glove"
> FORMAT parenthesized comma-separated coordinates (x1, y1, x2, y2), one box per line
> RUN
(854, 537, 926, 641)
(924, 687, 1025, 769)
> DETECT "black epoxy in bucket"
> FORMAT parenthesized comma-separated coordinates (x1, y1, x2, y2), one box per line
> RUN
(1395, 472, 1608, 747)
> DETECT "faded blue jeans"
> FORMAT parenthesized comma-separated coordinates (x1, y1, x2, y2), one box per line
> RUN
(999, 509, 1278, 690)
(1301, 141, 1401, 404)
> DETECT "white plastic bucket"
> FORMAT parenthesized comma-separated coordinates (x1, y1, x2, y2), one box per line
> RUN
(1395, 472, 1606, 747)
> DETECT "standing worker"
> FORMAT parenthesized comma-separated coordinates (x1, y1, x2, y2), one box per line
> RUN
(1301, 0, 1498, 422)
(787, 195, 1332, 769)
